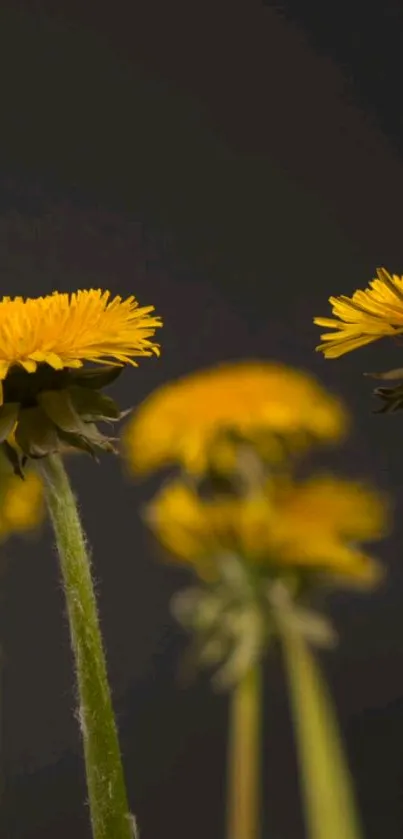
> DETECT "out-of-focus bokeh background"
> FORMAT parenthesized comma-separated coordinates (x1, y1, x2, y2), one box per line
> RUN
(1, 1, 403, 836)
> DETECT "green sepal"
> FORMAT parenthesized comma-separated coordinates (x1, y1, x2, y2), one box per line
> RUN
(58, 430, 117, 461)
(0, 403, 20, 442)
(72, 419, 117, 450)
(38, 389, 119, 455)
(68, 365, 124, 390)
(1, 440, 25, 478)
(67, 385, 121, 422)
(57, 427, 118, 458)
(15, 406, 60, 458)
(79, 421, 118, 449)
(372, 384, 403, 413)
(38, 389, 93, 435)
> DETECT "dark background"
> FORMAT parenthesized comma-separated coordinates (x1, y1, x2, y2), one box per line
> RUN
(0, 1, 403, 836)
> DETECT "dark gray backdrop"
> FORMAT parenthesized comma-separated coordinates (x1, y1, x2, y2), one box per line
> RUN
(0, 2, 402, 837)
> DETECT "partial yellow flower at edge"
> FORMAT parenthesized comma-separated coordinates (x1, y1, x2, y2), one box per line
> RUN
(146, 476, 388, 587)
(0, 467, 44, 540)
(122, 361, 348, 476)
(314, 267, 403, 358)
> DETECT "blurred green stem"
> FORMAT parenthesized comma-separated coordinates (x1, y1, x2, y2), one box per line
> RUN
(226, 664, 261, 839)
(282, 627, 363, 839)
(40, 454, 134, 839)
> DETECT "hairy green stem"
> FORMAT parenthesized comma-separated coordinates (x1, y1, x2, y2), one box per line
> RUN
(282, 628, 362, 839)
(226, 665, 261, 839)
(39, 454, 134, 839)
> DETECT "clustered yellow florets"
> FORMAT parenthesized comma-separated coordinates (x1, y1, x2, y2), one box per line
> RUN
(123, 361, 347, 475)
(146, 476, 386, 587)
(0, 283, 389, 610)
(0, 279, 388, 691)
(0, 289, 162, 386)
(0, 289, 162, 469)
(314, 267, 403, 358)
(122, 359, 388, 591)
(125, 357, 389, 688)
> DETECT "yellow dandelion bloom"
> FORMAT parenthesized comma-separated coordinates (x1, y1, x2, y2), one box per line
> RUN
(0, 289, 162, 381)
(0, 452, 44, 540)
(314, 267, 403, 358)
(123, 361, 347, 475)
(0, 290, 162, 466)
(146, 476, 387, 586)
(265, 476, 387, 583)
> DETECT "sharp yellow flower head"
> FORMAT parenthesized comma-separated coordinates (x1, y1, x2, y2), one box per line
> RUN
(123, 361, 347, 476)
(0, 289, 161, 377)
(314, 267, 403, 358)
(146, 476, 388, 587)
(0, 449, 44, 540)
(0, 290, 162, 471)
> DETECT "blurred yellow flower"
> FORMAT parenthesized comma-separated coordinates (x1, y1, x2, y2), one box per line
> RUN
(314, 267, 403, 358)
(0, 454, 44, 540)
(146, 476, 387, 586)
(123, 361, 347, 475)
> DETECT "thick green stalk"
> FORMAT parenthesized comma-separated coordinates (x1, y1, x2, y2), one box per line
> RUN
(39, 454, 134, 839)
(282, 628, 363, 839)
(226, 665, 261, 839)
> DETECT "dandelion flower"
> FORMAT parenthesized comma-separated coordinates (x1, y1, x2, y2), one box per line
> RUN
(123, 361, 347, 475)
(146, 476, 387, 586)
(314, 267, 403, 358)
(0, 288, 161, 837)
(0, 290, 162, 469)
(0, 289, 161, 377)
